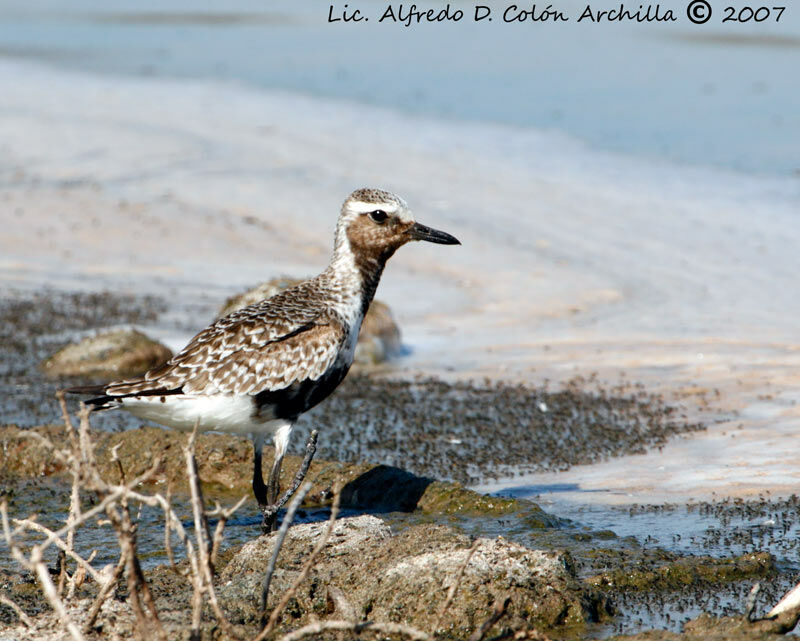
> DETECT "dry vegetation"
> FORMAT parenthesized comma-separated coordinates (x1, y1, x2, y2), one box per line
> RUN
(0, 395, 507, 641)
(3, 394, 800, 641)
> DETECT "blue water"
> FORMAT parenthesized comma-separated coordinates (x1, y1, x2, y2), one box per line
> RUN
(0, 0, 798, 175)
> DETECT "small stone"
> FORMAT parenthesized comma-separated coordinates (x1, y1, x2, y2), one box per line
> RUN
(218, 277, 402, 366)
(41, 329, 172, 379)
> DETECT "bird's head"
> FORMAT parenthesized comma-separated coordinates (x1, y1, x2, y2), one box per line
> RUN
(335, 188, 460, 264)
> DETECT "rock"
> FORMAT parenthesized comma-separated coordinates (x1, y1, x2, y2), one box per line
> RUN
(41, 329, 172, 379)
(586, 551, 776, 591)
(218, 515, 607, 635)
(218, 277, 402, 366)
(354, 299, 402, 365)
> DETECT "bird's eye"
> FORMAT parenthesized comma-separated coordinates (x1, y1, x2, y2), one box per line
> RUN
(369, 210, 388, 224)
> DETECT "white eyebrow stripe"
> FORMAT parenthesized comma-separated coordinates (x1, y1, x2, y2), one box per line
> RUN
(349, 201, 399, 214)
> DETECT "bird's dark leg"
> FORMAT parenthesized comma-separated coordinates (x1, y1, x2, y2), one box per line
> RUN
(252, 436, 268, 507)
(260, 430, 318, 534)
(266, 450, 285, 506)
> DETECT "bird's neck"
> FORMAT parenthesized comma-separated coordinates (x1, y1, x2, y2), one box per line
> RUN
(327, 236, 390, 322)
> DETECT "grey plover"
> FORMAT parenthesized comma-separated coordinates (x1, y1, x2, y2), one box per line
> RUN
(67, 188, 460, 530)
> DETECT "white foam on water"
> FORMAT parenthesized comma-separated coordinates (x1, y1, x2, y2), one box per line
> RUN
(1, 60, 799, 502)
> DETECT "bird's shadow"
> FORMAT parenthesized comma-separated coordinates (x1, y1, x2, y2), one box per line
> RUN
(223, 465, 434, 530)
(339, 464, 433, 512)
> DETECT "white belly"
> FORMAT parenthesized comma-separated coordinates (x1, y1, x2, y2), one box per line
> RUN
(120, 394, 275, 435)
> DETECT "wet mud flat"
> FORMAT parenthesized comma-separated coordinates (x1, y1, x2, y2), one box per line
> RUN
(0, 289, 708, 485)
(2, 288, 799, 638)
(0, 289, 169, 428)
(1, 435, 799, 640)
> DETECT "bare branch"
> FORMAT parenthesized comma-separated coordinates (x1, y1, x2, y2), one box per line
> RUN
(84, 557, 126, 632)
(163, 484, 178, 572)
(56, 389, 80, 453)
(56, 549, 68, 596)
(11, 518, 104, 584)
(259, 481, 313, 623)
(255, 483, 343, 641)
(182, 426, 238, 638)
(0, 590, 34, 628)
(30, 545, 87, 641)
(745, 582, 761, 622)
(467, 594, 512, 641)
(435, 539, 480, 631)
(186, 422, 212, 563)
(211, 495, 247, 568)
(105, 482, 166, 641)
(3, 501, 85, 639)
(72, 549, 97, 593)
(262, 430, 318, 531)
(275, 620, 432, 641)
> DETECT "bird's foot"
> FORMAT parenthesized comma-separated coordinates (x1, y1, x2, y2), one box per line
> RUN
(259, 430, 318, 534)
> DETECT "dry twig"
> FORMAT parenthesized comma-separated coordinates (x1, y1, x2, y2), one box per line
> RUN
(262, 431, 318, 532)
(181, 427, 237, 639)
(745, 582, 761, 622)
(210, 495, 247, 568)
(434, 539, 480, 630)
(0, 590, 34, 628)
(84, 556, 126, 632)
(255, 483, 343, 640)
(275, 619, 431, 641)
(259, 481, 314, 623)
(3, 500, 87, 641)
(11, 518, 104, 584)
(186, 423, 212, 561)
(4, 397, 247, 641)
(467, 594, 512, 641)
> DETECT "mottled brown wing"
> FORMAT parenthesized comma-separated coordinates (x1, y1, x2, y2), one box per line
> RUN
(104, 281, 344, 396)
(186, 320, 345, 394)
(106, 318, 344, 396)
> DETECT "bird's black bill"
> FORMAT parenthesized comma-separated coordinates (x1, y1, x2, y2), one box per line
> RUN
(409, 222, 461, 245)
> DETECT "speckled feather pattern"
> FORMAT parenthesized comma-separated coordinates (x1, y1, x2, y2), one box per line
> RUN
(106, 275, 350, 397)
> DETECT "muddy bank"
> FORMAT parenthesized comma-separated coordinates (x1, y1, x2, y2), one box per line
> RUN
(1, 425, 796, 640)
(0, 423, 556, 527)
(0, 289, 171, 428)
(0, 514, 608, 639)
(219, 516, 609, 635)
(0, 507, 792, 641)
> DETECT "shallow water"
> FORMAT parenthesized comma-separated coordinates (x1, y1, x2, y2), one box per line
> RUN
(0, 0, 798, 175)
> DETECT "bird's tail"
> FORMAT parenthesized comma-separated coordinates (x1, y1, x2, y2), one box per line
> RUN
(63, 385, 121, 411)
